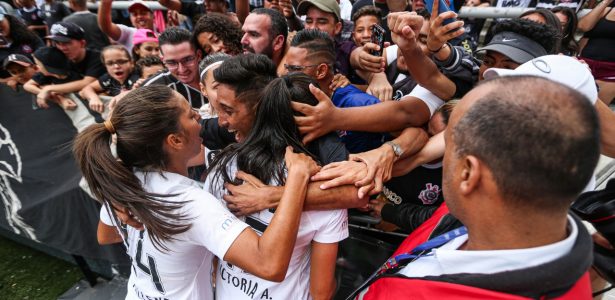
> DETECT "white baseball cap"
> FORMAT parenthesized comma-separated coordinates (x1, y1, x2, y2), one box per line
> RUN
(483, 55, 598, 105)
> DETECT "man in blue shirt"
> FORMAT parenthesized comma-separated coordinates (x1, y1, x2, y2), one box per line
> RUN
(283, 29, 389, 153)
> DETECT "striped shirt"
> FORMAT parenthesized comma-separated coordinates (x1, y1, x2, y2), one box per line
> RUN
(142, 71, 207, 108)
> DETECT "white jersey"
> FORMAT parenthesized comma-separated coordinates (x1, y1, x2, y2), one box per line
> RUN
(100, 171, 249, 300)
(205, 159, 349, 300)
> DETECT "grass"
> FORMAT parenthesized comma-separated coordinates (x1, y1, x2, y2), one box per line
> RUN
(0, 236, 82, 299)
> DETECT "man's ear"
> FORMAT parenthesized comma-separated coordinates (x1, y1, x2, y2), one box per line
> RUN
(273, 35, 285, 53)
(316, 63, 329, 80)
(459, 155, 481, 196)
(334, 21, 342, 36)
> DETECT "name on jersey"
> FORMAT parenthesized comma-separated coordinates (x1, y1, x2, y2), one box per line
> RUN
(132, 283, 169, 300)
(219, 264, 272, 299)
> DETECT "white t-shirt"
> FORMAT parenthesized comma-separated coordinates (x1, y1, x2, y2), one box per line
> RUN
(398, 215, 578, 277)
(205, 159, 349, 300)
(100, 171, 249, 300)
(116, 24, 137, 52)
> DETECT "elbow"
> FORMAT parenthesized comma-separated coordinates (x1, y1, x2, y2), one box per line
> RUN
(258, 263, 288, 282)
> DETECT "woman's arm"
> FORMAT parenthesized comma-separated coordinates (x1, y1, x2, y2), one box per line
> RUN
(309, 241, 338, 300)
(97, 221, 123, 245)
(578, 0, 613, 32)
(223, 148, 317, 282)
(80, 80, 105, 113)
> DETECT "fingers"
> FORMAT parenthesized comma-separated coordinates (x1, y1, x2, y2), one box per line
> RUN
(235, 170, 264, 187)
(290, 101, 314, 116)
(357, 182, 375, 199)
(309, 83, 331, 104)
(431, 0, 440, 20)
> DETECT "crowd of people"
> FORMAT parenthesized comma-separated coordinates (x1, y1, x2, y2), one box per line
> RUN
(1, 0, 615, 299)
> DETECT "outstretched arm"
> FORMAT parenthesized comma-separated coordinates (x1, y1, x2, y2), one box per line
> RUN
(98, 0, 122, 41)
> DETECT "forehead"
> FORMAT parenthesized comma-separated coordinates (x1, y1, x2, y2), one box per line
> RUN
(6, 63, 27, 71)
(160, 42, 194, 59)
(243, 14, 271, 32)
(104, 48, 128, 57)
(355, 15, 379, 25)
(306, 7, 336, 22)
(130, 8, 151, 15)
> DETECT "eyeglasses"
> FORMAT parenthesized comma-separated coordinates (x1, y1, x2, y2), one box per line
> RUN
(164, 55, 198, 70)
(284, 64, 319, 72)
(105, 59, 131, 67)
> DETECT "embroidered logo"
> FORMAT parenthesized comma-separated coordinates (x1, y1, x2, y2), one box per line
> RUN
(418, 183, 441, 205)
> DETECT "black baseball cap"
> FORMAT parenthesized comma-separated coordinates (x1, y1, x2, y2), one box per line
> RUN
(33, 47, 70, 76)
(478, 32, 548, 65)
(46, 22, 85, 42)
(3, 54, 33, 68)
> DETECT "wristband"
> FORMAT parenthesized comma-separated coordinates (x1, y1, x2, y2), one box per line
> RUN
(428, 43, 447, 54)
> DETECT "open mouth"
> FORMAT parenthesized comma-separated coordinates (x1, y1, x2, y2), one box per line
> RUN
(114, 71, 125, 78)
(227, 129, 241, 142)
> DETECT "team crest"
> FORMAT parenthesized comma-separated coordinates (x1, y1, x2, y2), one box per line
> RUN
(418, 183, 441, 205)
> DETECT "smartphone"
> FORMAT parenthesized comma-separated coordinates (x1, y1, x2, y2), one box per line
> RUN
(370, 24, 386, 57)
(424, 0, 456, 26)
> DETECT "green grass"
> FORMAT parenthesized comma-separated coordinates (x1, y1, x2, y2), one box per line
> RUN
(0, 236, 82, 300)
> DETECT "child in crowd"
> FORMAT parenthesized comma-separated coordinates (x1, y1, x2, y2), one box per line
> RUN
(15, 0, 47, 39)
(131, 28, 160, 61)
(132, 55, 164, 89)
(24, 46, 80, 110)
(2, 54, 38, 90)
(80, 45, 139, 113)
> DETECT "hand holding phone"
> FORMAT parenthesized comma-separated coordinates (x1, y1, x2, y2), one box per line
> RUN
(424, 0, 456, 26)
(370, 24, 386, 57)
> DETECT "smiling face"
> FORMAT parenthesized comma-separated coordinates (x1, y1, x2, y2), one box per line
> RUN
(6, 63, 37, 84)
(353, 15, 379, 46)
(130, 8, 154, 30)
(103, 48, 134, 83)
(304, 7, 341, 38)
(213, 84, 256, 143)
(161, 41, 201, 86)
(174, 92, 203, 158)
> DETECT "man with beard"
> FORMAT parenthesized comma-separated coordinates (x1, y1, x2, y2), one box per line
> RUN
(240, 8, 288, 71)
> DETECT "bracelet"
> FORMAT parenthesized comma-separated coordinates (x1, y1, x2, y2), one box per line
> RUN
(428, 43, 447, 54)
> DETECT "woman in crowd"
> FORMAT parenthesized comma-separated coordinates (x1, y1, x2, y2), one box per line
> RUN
(551, 6, 579, 56)
(131, 28, 160, 61)
(519, 8, 563, 53)
(192, 13, 243, 56)
(74, 85, 319, 300)
(199, 52, 230, 117)
(0, 6, 44, 79)
(206, 73, 348, 300)
(578, 0, 615, 104)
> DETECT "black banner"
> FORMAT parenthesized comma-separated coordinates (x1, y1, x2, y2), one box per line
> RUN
(0, 84, 126, 263)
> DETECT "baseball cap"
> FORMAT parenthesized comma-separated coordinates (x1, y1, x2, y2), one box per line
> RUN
(46, 22, 85, 42)
(0, 5, 6, 21)
(133, 29, 158, 46)
(3, 54, 33, 68)
(478, 32, 547, 65)
(297, 0, 341, 21)
(128, 1, 152, 13)
(33, 47, 70, 76)
(484, 55, 598, 105)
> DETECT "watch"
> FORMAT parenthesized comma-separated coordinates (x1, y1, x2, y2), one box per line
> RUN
(384, 141, 403, 159)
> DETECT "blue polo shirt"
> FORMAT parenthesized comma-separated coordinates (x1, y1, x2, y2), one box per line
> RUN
(331, 85, 390, 153)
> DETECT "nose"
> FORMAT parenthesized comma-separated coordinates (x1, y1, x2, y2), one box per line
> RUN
(241, 33, 249, 46)
(217, 115, 228, 128)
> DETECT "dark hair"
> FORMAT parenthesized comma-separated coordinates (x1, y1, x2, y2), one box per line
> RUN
(213, 53, 277, 108)
(492, 18, 559, 54)
(519, 8, 562, 52)
(135, 55, 164, 77)
(550, 6, 579, 55)
(73, 86, 192, 251)
(69, 0, 87, 8)
(199, 52, 230, 82)
(415, 8, 431, 19)
(207, 73, 319, 193)
(192, 13, 242, 56)
(158, 26, 194, 53)
(251, 8, 288, 44)
(100, 45, 132, 64)
(291, 29, 336, 67)
(454, 76, 600, 210)
(352, 6, 382, 23)
(5, 14, 41, 46)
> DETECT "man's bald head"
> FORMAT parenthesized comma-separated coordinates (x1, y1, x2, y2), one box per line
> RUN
(450, 76, 600, 211)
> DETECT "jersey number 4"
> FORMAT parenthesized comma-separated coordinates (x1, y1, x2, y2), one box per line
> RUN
(136, 231, 166, 294)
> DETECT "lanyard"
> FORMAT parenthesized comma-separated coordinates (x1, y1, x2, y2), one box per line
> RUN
(346, 226, 468, 300)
